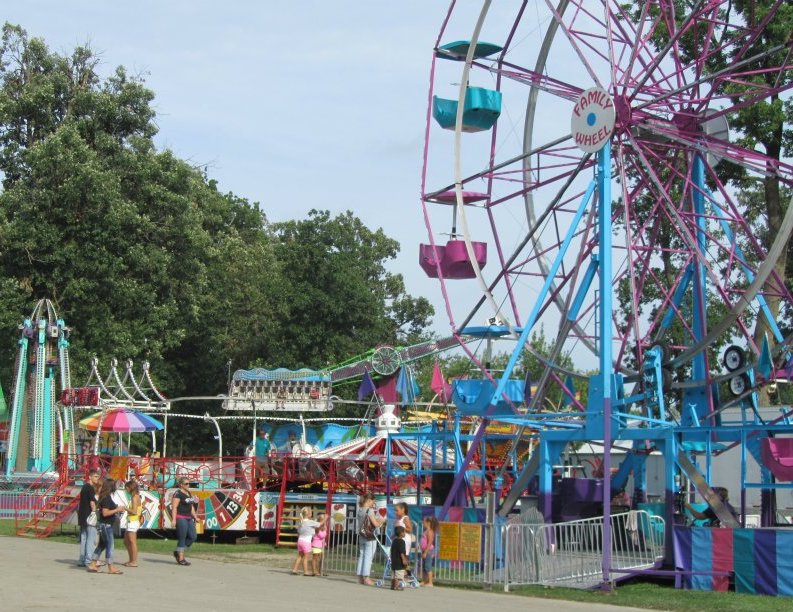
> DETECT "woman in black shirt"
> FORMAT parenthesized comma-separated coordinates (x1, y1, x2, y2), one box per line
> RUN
(170, 477, 199, 565)
(87, 478, 126, 574)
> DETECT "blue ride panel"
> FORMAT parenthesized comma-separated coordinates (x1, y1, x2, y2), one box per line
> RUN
(233, 367, 329, 383)
(432, 87, 502, 132)
(436, 40, 503, 60)
(452, 378, 523, 416)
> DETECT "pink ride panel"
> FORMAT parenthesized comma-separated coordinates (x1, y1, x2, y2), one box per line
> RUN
(760, 438, 793, 481)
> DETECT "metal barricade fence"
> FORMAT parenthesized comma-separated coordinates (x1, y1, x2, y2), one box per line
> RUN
(324, 517, 492, 586)
(501, 510, 665, 590)
(0, 490, 48, 519)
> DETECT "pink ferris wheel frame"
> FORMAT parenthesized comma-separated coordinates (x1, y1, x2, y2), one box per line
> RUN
(419, 0, 793, 584)
(420, 0, 793, 401)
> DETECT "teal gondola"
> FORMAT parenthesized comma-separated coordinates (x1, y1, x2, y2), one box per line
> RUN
(433, 87, 502, 133)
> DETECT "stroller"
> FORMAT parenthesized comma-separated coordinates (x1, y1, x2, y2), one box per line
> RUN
(373, 534, 421, 589)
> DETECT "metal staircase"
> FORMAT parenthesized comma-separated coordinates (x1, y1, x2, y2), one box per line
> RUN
(16, 475, 79, 538)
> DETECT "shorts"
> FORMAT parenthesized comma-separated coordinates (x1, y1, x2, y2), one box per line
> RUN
(126, 520, 140, 534)
(394, 569, 406, 580)
(297, 538, 312, 554)
(422, 554, 435, 573)
(311, 547, 323, 555)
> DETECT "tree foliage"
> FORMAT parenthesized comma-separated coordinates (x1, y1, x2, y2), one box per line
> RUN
(271, 210, 433, 369)
(0, 24, 434, 453)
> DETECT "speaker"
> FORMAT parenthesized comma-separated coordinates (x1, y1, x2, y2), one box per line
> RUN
(431, 472, 455, 506)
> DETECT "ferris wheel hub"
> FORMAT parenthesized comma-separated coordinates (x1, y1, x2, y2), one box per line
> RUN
(571, 87, 616, 153)
(613, 95, 632, 128)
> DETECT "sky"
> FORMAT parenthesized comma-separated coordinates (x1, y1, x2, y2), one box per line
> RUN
(5, 2, 604, 371)
(5, 1, 468, 335)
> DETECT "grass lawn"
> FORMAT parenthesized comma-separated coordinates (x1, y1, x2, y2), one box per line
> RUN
(0, 519, 291, 557)
(453, 580, 792, 611)
(510, 582, 793, 612)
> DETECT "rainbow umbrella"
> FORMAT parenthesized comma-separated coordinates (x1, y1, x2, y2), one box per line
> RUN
(79, 408, 164, 433)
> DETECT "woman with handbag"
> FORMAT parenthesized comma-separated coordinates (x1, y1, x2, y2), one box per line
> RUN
(355, 492, 384, 585)
(87, 479, 126, 574)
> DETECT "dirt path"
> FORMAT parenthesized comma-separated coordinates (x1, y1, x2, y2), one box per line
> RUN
(0, 536, 652, 612)
(190, 550, 293, 567)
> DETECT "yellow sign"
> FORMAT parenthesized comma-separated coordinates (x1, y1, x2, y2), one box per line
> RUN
(438, 521, 460, 561)
(458, 523, 482, 562)
(485, 423, 516, 435)
(108, 456, 129, 481)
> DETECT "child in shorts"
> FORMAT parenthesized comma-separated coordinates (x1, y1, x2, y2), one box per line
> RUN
(291, 507, 321, 576)
(420, 516, 438, 587)
(390, 525, 410, 590)
(311, 512, 327, 576)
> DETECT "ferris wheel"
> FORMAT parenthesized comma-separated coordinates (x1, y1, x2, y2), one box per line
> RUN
(420, 0, 793, 422)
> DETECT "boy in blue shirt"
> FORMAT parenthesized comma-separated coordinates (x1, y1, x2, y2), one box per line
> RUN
(254, 428, 271, 485)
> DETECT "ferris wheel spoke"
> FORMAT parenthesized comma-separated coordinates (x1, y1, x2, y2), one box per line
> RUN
(720, 0, 788, 72)
(625, 133, 791, 364)
(494, 61, 583, 102)
(700, 158, 793, 310)
(617, 158, 701, 346)
(615, 143, 685, 351)
(633, 40, 793, 116)
(424, 134, 574, 201)
(607, 0, 681, 96)
(614, 0, 650, 97)
(544, 0, 604, 89)
(627, 0, 708, 102)
(635, 118, 793, 186)
(456, 150, 593, 332)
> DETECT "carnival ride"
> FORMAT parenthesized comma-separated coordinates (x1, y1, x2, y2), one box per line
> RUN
(416, 0, 793, 588)
(4, 321, 518, 544)
(4, 0, 793, 592)
(4, 300, 72, 478)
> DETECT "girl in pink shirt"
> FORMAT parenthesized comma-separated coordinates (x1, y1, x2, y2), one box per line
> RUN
(311, 512, 328, 576)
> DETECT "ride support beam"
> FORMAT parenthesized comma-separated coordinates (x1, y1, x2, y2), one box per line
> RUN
(438, 176, 597, 520)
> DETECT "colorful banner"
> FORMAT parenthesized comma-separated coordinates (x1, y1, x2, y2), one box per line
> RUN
(674, 526, 793, 596)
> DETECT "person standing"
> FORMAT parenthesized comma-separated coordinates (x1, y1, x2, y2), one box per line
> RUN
(77, 469, 101, 567)
(356, 492, 384, 586)
(393, 502, 413, 559)
(390, 525, 409, 591)
(291, 507, 322, 576)
(311, 512, 328, 577)
(87, 478, 126, 574)
(170, 477, 199, 566)
(420, 516, 438, 587)
(254, 427, 271, 486)
(123, 480, 142, 567)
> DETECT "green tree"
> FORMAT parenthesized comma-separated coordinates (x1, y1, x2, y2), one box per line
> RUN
(272, 210, 433, 368)
(0, 24, 436, 455)
(0, 24, 285, 404)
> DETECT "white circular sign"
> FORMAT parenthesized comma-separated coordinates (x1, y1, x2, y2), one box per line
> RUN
(571, 87, 616, 153)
